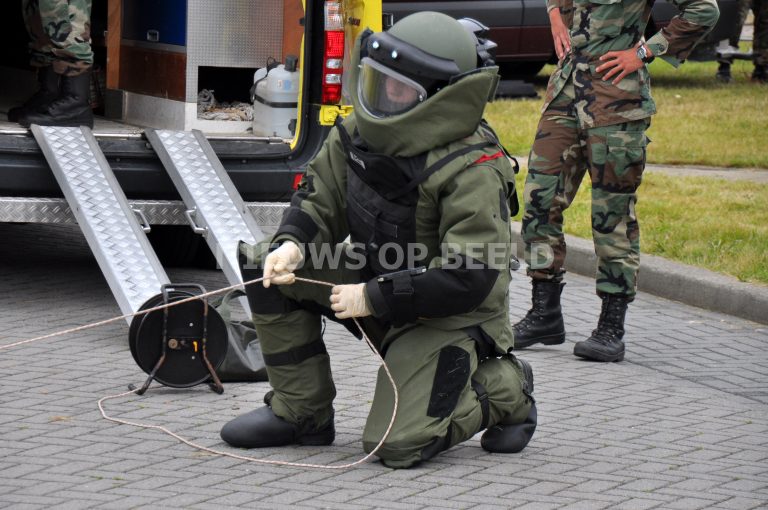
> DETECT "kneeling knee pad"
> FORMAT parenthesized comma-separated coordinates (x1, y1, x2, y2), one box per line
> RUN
(480, 402, 537, 454)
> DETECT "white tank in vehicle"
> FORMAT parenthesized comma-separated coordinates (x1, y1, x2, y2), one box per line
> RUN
(252, 55, 300, 139)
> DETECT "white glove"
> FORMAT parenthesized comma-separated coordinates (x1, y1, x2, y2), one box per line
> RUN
(262, 241, 303, 288)
(330, 283, 371, 319)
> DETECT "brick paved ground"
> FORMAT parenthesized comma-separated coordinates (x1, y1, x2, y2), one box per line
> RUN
(0, 224, 766, 509)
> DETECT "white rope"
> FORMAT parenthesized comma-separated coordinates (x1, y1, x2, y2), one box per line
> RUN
(197, 89, 254, 121)
(1, 277, 399, 470)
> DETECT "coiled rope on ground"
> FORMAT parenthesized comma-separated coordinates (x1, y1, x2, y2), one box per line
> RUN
(0, 276, 399, 470)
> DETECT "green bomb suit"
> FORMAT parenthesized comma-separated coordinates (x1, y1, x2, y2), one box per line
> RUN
(234, 38, 534, 467)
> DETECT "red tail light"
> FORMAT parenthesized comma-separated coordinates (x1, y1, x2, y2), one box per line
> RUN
(322, 2, 345, 104)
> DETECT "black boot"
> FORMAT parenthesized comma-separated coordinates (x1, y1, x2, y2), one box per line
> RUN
(220, 396, 335, 448)
(20, 70, 94, 128)
(573, 294, 629, 362)
(7, 67, 60, 123)
(481, 357, 537, 453)
(512, 280, 566, 349)
(752, 65, 768, 84)
(715, 61, 732, 83)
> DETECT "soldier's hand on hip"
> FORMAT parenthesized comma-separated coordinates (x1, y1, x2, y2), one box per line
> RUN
(548, 9, 571, 60)
(596, 47, 648, 85)
(330, 283, 372, 319)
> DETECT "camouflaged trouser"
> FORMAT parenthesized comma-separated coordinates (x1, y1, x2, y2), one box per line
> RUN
(23, 0, 93, 76)
(522, 81, 650, 299)
(238, 241, 532, 469)
(728, 0, 752, 48)
(755, 0, 768, 67)
(729, 0, 768, 66)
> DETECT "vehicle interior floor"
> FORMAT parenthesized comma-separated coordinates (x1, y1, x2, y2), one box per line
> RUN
(0, 66, 278, 139)
(0, 66, 143, 136)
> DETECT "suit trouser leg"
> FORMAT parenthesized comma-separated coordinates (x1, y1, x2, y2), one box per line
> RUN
(239, 241, 363, 428)
(362, 325, 532, 468)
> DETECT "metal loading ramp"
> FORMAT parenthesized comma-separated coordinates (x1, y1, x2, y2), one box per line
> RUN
(30, 125, 169, 320)
(145, 129, 266, 311)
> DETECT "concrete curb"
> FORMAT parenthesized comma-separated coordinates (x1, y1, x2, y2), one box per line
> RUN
(510, 221, 768, 325)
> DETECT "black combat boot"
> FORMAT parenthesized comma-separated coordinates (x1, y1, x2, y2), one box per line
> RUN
(20, 70, 94, 128)
(220, 393, 335, 448)
(7, 66, 60, 123)
(715, 61, 732, 83)
(512, 280, 566, 349)
(573, 294, 629, 362)
(481, 356, 537, 453)
(752, 65, 768, 84)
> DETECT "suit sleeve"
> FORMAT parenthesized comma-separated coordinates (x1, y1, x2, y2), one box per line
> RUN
(646, 0, 720, 67)
(365, 158, 514, 327)
(273, 124, 349, 248)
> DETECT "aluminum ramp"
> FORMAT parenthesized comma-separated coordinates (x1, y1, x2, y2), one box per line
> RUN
(31, 125, 169, 321)
(145, 129, 265, 310)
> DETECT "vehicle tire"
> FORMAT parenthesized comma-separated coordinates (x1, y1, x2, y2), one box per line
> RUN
(499, 61, 547, 79)
(147, 224, 216, 268)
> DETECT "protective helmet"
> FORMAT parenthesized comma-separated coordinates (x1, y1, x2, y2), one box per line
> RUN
(357, 12, 479, 118)
(457, 18, 498, 68)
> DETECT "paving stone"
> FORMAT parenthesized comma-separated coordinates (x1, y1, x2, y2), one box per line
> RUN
(1, 223, 767, 509)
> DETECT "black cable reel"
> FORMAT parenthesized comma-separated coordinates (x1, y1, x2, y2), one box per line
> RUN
(128, 284, 228, 395)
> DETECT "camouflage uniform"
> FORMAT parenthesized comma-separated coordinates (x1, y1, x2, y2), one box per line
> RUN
(726, 0, 767, 67)
(728, 0, 752, 48)
(755, 0, 768, 68)
(23, 0, 93, 76)
(522, 0, 720, 298)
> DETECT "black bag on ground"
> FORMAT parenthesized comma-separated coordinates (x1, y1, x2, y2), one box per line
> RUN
(212, 289, 268, 382)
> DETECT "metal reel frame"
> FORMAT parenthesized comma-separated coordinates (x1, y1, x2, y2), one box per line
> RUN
(129, 284, 228, 394)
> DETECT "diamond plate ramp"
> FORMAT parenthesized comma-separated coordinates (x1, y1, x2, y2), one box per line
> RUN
(31, 125, 169, 319)
(145, 130, 265, 300)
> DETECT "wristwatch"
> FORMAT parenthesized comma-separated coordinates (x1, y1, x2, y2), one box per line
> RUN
(636, 44, 654, 64)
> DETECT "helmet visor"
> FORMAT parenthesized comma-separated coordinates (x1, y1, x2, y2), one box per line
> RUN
(358, 57, 428, 118)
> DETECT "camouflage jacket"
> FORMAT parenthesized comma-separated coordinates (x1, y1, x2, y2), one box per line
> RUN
(544, 0, 720, 127)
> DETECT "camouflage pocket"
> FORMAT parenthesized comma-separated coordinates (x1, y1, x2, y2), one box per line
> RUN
(586, 0, 624, 37)
(604, 130, 647, 192)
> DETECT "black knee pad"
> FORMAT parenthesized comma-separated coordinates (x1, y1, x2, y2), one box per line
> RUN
(239, 247, 300, 314)
(481, 402, 537, 454)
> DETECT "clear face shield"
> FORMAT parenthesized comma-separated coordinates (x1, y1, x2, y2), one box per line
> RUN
(358, 57, 428, 118)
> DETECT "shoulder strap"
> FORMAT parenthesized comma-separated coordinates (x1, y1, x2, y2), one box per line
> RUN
(384, 140, 494, 200)
(478, 118, 519, 174)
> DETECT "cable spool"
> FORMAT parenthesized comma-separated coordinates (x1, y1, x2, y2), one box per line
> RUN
(128, 284, 229, 394)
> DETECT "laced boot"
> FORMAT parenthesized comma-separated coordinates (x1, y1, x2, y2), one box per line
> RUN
(573, 294, 629, 362)
(20, 70, 94, 128)
(715, 61, 732, 83)
(8, 66, 60, 123)
(220, 392, 335, 448)
(481, 357, 537, 453)
(512, 280, 566, 349)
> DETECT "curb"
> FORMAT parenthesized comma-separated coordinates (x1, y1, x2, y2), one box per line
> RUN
(510, 222, 768, 325)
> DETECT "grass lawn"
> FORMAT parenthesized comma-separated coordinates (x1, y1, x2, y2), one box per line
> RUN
(487, 55, 768, 285)
(486, 52, 768, 168)
(509, 167, 768, 285)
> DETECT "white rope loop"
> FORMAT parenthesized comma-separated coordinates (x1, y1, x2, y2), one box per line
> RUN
(1, 276, 399, 470)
